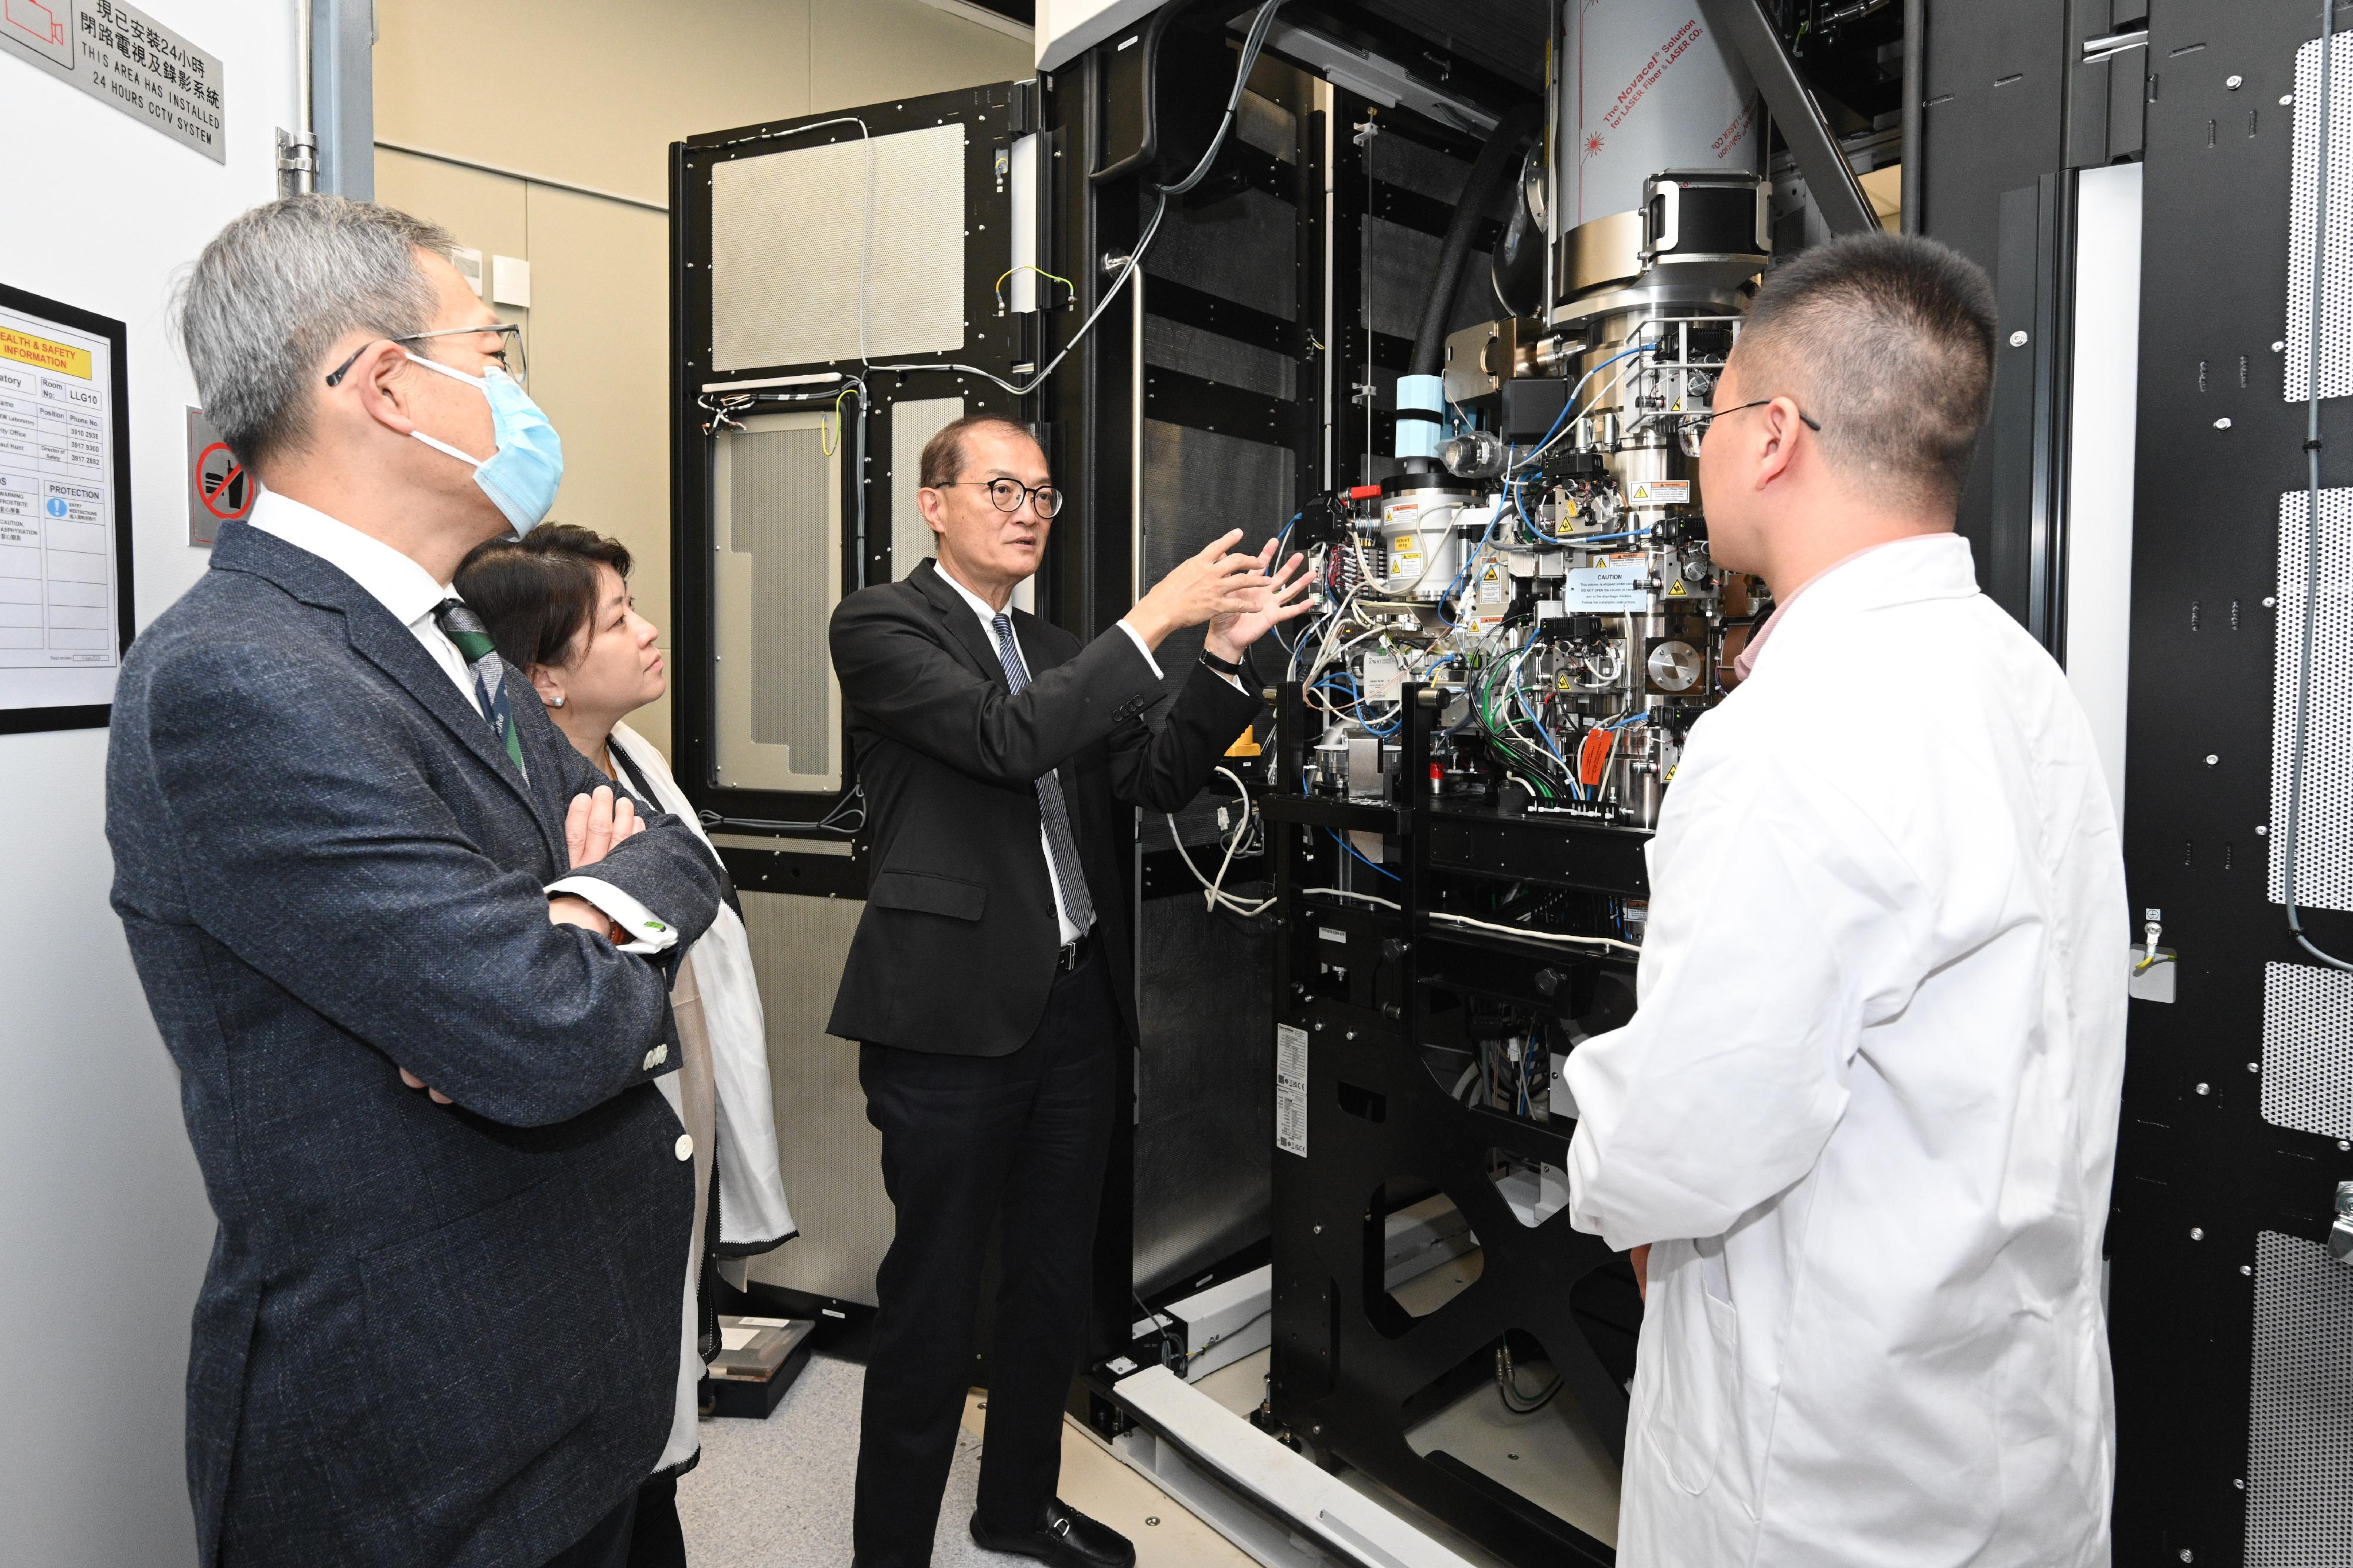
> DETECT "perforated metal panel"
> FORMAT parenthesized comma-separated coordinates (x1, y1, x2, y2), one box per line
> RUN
(2285, 32, 2353, 401)
(710, 124, 968, 371)
(2246, 1230, 2353, 1567)
(2261, 962, 2353, 1141)
(737, 889, 891, 1307)
(2268, 487, 2353, 908)
(712, 411, 841, 792)
(889, 396, 964, 579)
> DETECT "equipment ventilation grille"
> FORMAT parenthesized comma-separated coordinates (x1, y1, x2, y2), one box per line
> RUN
(889, 398, 964, 581)
(711, 123, 966, 372)
(2247, 1230, 2353, 1567)
(715, 418, 838, 792)
(2268, 487, 2353, 910)
(2286, 31, 2353, 401)
(2260, 962, 2353, 1142)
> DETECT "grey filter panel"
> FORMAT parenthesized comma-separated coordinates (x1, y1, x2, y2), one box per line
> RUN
(1137, 420, 1291, 852)
(728, 423, 832, 780)
(2285, 32, 2353, 401)
(1147, 186, 1298, 318)
(2246, 1230, 2353, 1567)
(890, 396, 965, 580)
(1132, 893, 1278, 1299)
(709, 123, 967, 371)
(738, 889, 893, 1307)
(2261, 962, 2353, 1142)
(2268, 487, 2353, 909)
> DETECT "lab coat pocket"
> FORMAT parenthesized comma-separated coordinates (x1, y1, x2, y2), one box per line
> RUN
(1641, 1281, 1742, 1496)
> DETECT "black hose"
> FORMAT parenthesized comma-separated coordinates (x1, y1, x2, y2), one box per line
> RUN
(1408, 105, 1542, 383)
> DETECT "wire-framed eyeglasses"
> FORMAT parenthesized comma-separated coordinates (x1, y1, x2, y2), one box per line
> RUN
(1673, 398, 1821, 458)
(325, 323, 528, 389)
(935, 476, 1065, 519)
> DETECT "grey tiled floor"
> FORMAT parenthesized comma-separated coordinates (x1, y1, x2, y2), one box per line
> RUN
(674, 1353, 1252, 1567)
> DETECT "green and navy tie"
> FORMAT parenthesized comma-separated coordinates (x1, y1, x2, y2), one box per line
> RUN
(434, 598, 528, 778)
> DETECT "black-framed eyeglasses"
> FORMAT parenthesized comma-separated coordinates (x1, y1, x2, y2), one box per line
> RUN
(325, 323, 528, 389)
(935, 476, 1065, 519)
(1674, 398, 1821, 458)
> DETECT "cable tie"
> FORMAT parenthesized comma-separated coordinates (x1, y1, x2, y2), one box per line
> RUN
(2307, 438, 2327, 452)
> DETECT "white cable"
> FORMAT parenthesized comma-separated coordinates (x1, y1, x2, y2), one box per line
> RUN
(1426, 910, 1642, 955)
(1168, 767, 1277, 917)
(1298, 886, 1401, 910)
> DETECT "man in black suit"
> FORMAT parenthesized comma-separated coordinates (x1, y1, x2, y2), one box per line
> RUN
(828, 415, 1308, 1568)
(107, 196, 723, 1568)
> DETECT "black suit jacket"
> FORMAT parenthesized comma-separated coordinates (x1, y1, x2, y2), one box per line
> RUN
(105, 518, 725, 1568)
(826, 559, 1261, 1056)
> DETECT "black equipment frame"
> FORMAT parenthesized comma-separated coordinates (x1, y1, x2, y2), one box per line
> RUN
(2108, 4, 2353, 1564)
(668, 82, 1034, 854)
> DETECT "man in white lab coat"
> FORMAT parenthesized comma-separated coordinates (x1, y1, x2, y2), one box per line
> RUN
(1564, 232, 2128, 1567)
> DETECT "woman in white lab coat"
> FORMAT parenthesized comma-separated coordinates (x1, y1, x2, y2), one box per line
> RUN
(1563, 235, 2128, 1567)
(456, 525, 796, 1566)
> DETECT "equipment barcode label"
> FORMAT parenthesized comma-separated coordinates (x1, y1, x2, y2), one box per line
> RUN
(1276, 1023, 1309, 1157)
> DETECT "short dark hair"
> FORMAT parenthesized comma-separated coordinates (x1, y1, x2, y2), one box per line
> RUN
(452, 523, 634, 676)
(1731, 232, 1997, 508)
(918, 413, 1040, 489)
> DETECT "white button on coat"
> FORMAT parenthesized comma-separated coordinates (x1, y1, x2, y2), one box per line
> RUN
(674, 1133, 694, 1162)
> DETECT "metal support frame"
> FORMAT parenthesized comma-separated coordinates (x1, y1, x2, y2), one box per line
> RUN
(1260, 680, 1639, 1567)
(1900, 0, 1924, 234)
(2108, 5, 2353, 1563)
(311, 0, 375, 200)
(1695, 0, 1881, 237)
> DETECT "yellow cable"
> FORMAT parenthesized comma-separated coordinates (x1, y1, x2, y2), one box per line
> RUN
(819, 385, 852, 457)
(993, 263, 1076, 306)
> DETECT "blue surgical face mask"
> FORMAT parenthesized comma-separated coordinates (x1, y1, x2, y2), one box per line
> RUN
(404, 352, 564, 536)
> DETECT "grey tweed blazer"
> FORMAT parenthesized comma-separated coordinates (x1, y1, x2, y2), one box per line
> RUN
(105, 517, 724, 1568)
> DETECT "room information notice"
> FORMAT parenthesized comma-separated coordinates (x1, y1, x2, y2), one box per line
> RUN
(0, 295, 122, 714)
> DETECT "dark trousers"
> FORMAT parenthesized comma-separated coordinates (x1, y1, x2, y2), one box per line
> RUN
(851, 942, 1119, 1568)
(626, 1471, 685, 1567)
(539, 1487, 637, 1568)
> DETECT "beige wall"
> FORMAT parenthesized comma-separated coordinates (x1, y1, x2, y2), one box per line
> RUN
(374, 0, 1032, 758)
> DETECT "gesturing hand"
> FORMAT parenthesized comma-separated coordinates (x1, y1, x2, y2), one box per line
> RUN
(565, 785, 645, 870)
(1123, 528, 1277, 651)
(1207, 536, 1314, 662)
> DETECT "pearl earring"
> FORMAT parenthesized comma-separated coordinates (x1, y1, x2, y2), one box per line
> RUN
(549, 695, 566, 708)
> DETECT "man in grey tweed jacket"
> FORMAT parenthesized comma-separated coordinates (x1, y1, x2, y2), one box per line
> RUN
(106, 197, 722, 1568)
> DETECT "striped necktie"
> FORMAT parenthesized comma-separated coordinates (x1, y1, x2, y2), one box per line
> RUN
(433, 599, 528, 778)
(991, 612, 1095, 933)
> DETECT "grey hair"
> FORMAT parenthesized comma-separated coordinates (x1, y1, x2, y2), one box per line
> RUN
(174, 195, 456, 472)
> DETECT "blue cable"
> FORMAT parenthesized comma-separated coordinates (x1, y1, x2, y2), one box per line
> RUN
(1512, 342, 1651, 475)
(1327, 828, 1401, 881)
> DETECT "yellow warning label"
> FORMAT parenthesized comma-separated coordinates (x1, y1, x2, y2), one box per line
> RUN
(0, 326, 91, 380)
(1668, 578, 1688, 595)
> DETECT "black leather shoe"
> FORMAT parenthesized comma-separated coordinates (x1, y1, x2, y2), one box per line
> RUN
(969, 1499, 1136, 1567)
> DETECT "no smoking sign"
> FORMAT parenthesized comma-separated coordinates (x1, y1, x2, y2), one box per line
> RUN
(186, 406, 256, 545)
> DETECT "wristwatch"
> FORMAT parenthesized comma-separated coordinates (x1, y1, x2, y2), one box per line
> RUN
(1200, 647, 1248, 679)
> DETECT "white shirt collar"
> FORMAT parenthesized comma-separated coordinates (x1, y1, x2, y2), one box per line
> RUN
(246, 489, 455, 629)
(933, 559, 1018, 637)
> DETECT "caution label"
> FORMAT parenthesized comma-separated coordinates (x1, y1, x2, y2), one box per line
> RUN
(1627, 479, 1691, 506)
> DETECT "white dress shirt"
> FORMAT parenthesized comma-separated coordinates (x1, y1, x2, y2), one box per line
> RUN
(934, 563, 1161, 946)
(246, 492, 676, 953)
